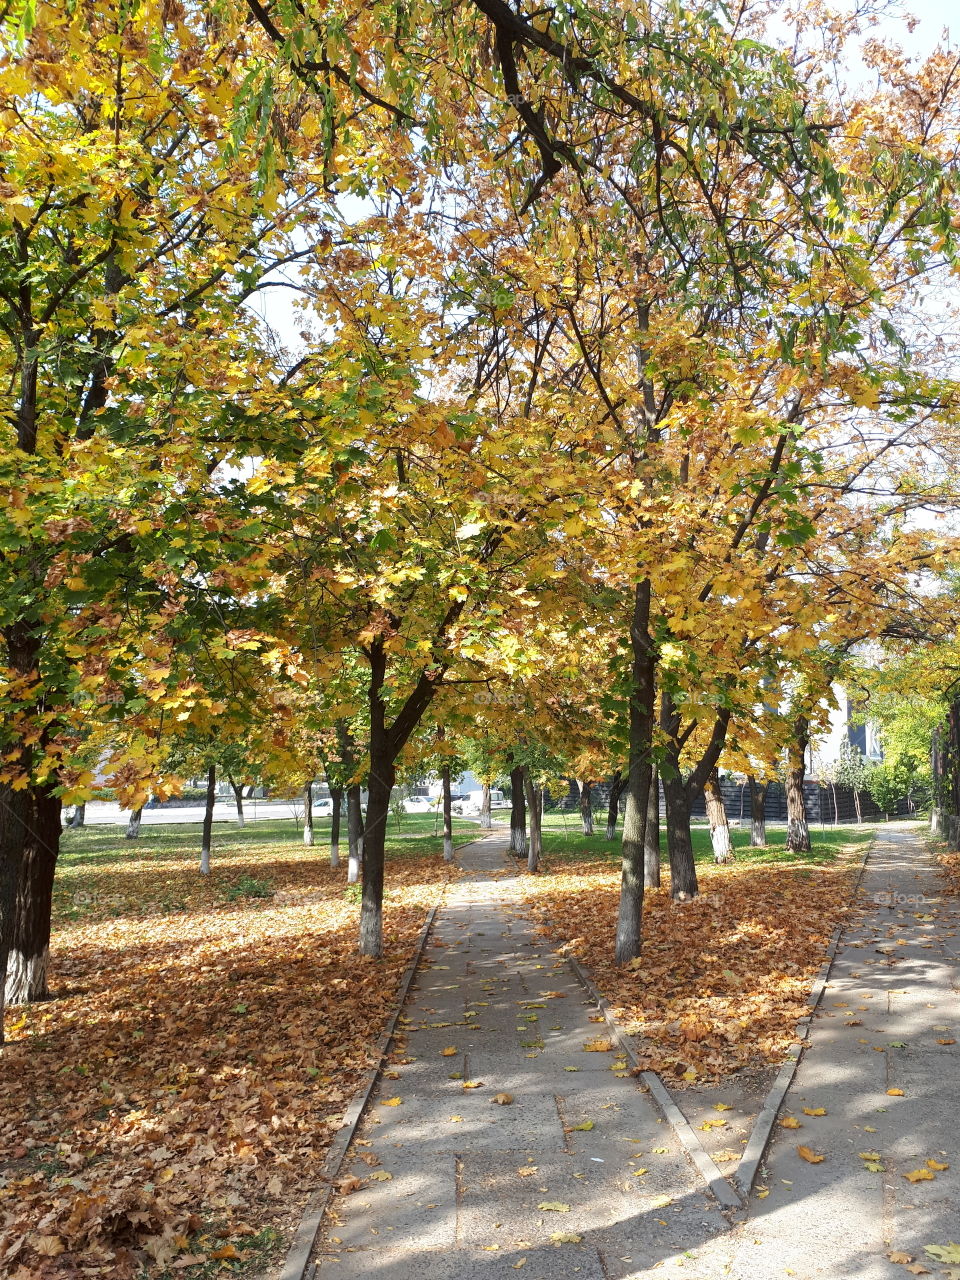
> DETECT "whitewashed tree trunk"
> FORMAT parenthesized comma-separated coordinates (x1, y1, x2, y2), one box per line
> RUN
(199, 764, 215, 874)
(441, 765, 454, 862)
(704, 768, 734, 864)
(479, 782, 492, 830)
(509, 766, 527, 858)
(329, 786, 343, 868)
(347, 785, 363, 884)
(748, 776, 768, 846)
(125, 808, 142, 839)
(69, 802, 86, 829)
(578, 779, 594, 835)
(228, 776, 245, 827)
(524, 773, 542, 873)
(303, 779, 314, 846)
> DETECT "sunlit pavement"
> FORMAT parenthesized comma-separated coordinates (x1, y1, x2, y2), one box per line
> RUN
(312, 833, 730, 1279)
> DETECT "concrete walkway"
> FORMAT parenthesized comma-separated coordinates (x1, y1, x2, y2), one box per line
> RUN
(312, 833, 731, 1279)
(698, 823, 960, 1279)
(310, 824, 960, 1280)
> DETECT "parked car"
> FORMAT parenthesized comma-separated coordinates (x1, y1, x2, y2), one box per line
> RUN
(313, 797, 335, 817)
(402, 795, 441, 814)
(453, 789, 506, 815)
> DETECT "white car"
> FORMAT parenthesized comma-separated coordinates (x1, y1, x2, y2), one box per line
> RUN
(402, 795, 441, 814)
(313, 797, 335, 817)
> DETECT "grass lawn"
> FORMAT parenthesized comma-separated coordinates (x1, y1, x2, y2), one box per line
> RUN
(0, 814, 472, 1279)
(536, 810, 874, 868)
(513, 818, 880, 1083)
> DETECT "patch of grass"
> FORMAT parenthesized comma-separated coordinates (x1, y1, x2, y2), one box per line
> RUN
(536, 815, 874, 869)
(222, 874, 274, 902)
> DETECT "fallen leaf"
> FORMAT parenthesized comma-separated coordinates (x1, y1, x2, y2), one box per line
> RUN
(797, 1146, 825, 1163)
(538, 1202, 570, 1212)
(887, 1088, 905, 1096)
(368, 1171, 393, 1181)
(887, 1252, 913, 1264)
(517, 1166, 537, 1177)
(570, 1121, 594, 1131)
(550, 1232, 583, 1244)
(449, 1115, 464, 1122)
(382, 1097, 403, 1106)
(462, 1081, 484, 1089)
(904, 1169, 935, 1182)
(802, 1107, 827, 1116)
(780, 1117, 802, 1129)
(440, 1047, 458, 1057)
(491, 1093, 514, 1105)
(936, 1038, 956, 1045)
(714, 1103, 733, 1111)
(927, 1158, 950, 1171)
(925, 1244, 960, 1264)
(583, 1038, 613, 1052)
(513, 1260, 527, 1269)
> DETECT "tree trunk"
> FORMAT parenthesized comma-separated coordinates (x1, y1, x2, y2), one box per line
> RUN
(853, 786, 863, 824)
(509, 765, 527, 858)
(0, 782, 32, 1039)
(644, 768, 661, 889)
(524, 771, 542, 872)
(748, 776, 768, 847)
(5, 783, 61, 1006)
(441, 764, 454, 861)
(303, 779, 314, 846)
(479, 781, 492, 830)
(578, 779, 594, 835)
(614, 579, 656, 964)
(329, 785, 343, 868)
(347, 785, 363, 884)
(704, 768, 734, 864)
(785, 716, 811, 853)
(661, 768, 699, 901)
(200, 764, 216, 874)
(69, 802, 86, 829)
(228, 775, 245, 827)
(605, 770, 623, 840)
(831, 781, 838, 824)
(360, 651, 396, 955)
(126, 807, 143, 839)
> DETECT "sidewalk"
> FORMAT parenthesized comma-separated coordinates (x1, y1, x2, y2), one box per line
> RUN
(699, 822, 960, 1279)
(307, 824, 960, 1280)
(310, 833, 732, 1279)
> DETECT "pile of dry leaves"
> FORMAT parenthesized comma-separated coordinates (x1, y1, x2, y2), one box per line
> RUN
(516, 851, 862, 1082)
(0, 837, 453, 1277)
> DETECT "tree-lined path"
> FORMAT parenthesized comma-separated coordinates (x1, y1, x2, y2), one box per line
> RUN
(313, 831, 731, 1278)
(310, 825, 960, 1280)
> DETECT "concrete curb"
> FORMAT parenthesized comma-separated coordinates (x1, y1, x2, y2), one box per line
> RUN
(566, 955, 744, 1210)
(277, 902, 440, 1280)
(733, 831, 877, 1200)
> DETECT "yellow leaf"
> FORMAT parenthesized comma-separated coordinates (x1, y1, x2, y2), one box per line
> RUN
(491, 1092, 514, 1105)
(780, 1116, 802, 1129)
(382, 1097, 403, 1107)
(538, 1202, 570, 1212)
(513, 1261, 527, 1270)
(462, 1080, 484, 1089)
(449, 1115, 464, 1122)
(927, 1159, 950, 1171)
(550, 1232, 583, 1244)
(714, 1103, 733, 1111)
(440, 1047, 458, 1056)
(802, 1107, 827, 1116)
(887, 1252, 913, 1264)
(368, 1170, 393, 1181)
(904, 1169, 935, 1182)
(570, 1121, 593, 1130)
(583, 1038, 613, 1052)
(797, 1146, 825, 1163)
(887, 1088, 905, 1096)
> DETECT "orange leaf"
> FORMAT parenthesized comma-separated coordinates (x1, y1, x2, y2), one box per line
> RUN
(797, 1146, 825, 1163)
